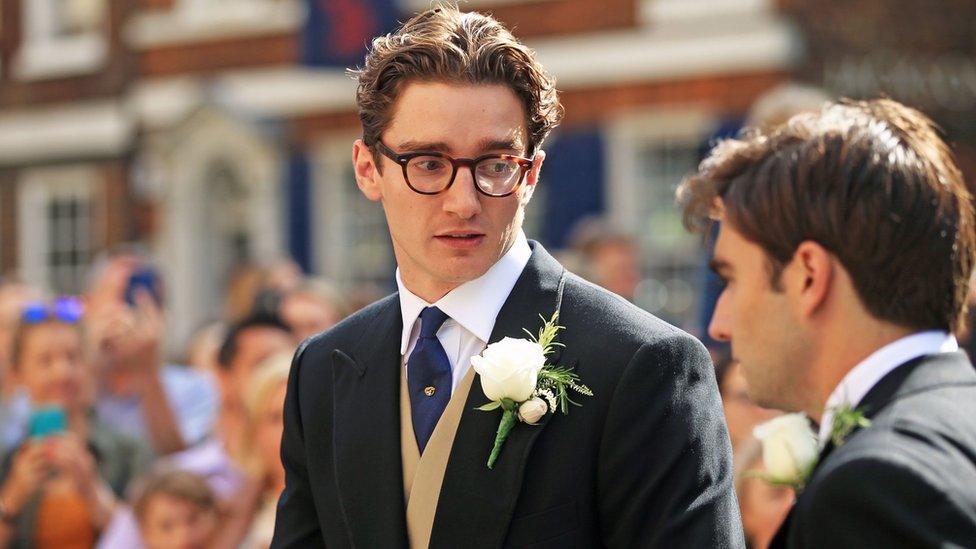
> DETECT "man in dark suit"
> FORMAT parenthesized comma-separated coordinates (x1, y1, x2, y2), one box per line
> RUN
(679, 98, 976, 547)
(271, 5, 742, 548)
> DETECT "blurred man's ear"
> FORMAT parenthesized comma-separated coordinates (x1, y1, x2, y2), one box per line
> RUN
(791, 240, 834, 318)
(353, 140, 382, 202)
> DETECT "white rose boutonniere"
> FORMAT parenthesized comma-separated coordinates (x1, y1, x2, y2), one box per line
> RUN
(472, 337, 546, 402)
(752, 413, 819, 491)
(472, 312, 593, 469)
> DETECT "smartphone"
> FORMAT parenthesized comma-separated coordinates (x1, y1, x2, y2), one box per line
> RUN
(125, 267, 162, 307)
(28, 407, 67, 439)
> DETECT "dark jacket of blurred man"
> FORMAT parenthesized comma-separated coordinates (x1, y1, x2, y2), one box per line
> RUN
(680, 98, 976, 547)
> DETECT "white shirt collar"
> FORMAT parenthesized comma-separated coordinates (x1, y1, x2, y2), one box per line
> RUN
(396, 231, 532, 355)
(817, 330, 958, 446)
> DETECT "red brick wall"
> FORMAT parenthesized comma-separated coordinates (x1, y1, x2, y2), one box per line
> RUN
(560, 71, 788, 127)
(0, 0, 136, 108)
(473, 0, 640, 38)
(0, 170, 17, 274)
(139, 34, 299, 76)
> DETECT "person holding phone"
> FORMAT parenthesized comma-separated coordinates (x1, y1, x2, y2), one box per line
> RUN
(0, 298, 152, 548)
(87, 252, 219, 456)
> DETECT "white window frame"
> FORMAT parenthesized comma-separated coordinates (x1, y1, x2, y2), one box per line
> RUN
(13, 0, 108, 81)
(605, 106, 716, 328)
(125, 0, 304, 49)
(312, 135, 394, 289)
(17, 165, 104, 294)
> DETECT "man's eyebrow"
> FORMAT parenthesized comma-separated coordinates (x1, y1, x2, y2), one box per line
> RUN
(394, 138, 524, 155)
(709, 258, 732, 277)
(478, 137, 523, 153)
(396, 140, 451, 152)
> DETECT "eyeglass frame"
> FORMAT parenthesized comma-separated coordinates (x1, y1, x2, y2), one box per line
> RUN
(373, 140, 535, 198)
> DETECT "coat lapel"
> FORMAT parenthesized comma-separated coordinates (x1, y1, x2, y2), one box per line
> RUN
(332, 295, 409, 548)
(430, 242, 567, 548)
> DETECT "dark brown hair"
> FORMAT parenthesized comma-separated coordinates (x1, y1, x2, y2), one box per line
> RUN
(350, 3, 563, 169)
(678, 98, 976, 332)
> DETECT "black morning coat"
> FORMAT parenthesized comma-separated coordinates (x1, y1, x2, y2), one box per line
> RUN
(770, 351, 976, 548)
(271, 241, 744, 548)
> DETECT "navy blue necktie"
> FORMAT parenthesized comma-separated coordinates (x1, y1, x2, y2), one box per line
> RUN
(407, 306, 452, 453)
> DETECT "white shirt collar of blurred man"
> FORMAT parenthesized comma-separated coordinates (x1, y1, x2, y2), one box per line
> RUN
(397, 230, 532, 356)
(818, 330, 958, 447)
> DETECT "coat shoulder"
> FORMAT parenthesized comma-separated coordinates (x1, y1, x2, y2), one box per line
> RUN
(561, 272, 702, 349)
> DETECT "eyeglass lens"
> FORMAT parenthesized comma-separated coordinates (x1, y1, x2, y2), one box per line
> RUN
(405, 155, 523, 195)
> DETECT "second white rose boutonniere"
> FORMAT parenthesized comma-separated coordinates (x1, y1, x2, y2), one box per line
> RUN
(471, 312, 592, 469)
(752, 413, 819, 491)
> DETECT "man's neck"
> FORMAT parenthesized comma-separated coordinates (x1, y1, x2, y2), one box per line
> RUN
(804, 322, 915, 422)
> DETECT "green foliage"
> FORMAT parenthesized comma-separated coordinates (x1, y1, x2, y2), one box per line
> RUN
(830, 404, 872, 447)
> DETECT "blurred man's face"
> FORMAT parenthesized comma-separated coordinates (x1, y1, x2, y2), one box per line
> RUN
(227, 327, 293, 395)
(280, 293, 340, 342)
(708, 222, 806, 411)
(591, 241, 641, 301)
(354, 82, 544, 301)
(254, 380, 288, 488)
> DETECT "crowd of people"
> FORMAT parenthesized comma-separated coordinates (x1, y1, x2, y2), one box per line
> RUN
(0, 251, 363, 548)
(0, 235, 834, 549)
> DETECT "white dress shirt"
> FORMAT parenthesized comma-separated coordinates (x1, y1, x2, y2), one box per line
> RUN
(397, 231, 532, 395)
(817, 330, 958, 447)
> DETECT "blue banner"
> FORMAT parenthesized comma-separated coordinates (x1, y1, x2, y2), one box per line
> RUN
(303, 0, 400, 68)
(541, 128, 606, 248)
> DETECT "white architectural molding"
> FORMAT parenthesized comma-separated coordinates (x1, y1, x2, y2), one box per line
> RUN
(213, 67, 357, 118)
(530, 16, 796, 88)
(159, 109, 284, 348)
(129, 77, 206, 130)
(125, 0, 305, 49)
(640, 0, 774, 25)
(0, 102, 133, 165)
(401, 0, 558, 10)
(131, 67, 355, 129)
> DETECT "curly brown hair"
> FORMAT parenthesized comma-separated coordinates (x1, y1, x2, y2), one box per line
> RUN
(350, 3, 563, 170)
(678, 98, 976, 333)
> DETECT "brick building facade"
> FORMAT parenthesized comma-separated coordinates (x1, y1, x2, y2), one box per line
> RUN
(0, 0, 860, 348)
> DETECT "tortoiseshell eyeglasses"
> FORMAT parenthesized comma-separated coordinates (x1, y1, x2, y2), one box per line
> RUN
(374, 141, 534, 197)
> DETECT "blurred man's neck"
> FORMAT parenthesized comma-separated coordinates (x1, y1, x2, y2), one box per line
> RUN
(804, 319, 915, 422)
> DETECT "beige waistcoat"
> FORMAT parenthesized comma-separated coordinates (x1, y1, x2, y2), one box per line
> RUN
(400, 364, 477, 548)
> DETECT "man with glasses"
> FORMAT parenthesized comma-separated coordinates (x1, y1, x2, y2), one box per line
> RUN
(272, 5, 741, 548)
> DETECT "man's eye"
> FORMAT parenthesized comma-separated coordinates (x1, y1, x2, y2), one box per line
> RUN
(411, 158, 446, 172)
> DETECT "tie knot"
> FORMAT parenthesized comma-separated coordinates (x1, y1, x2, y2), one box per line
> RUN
(418, 306, 449, 338)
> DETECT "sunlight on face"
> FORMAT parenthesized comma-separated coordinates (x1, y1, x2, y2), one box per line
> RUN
(357, 82, 543, 301)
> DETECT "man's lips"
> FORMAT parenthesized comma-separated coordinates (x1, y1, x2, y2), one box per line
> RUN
(434, 232, 486, 249)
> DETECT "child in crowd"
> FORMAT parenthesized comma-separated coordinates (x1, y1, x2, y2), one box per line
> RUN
(133, 469, 218, 549)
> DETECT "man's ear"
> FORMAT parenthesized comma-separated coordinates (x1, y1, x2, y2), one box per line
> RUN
(353, 139, 382, 202)
(790, 240, 834, 318)
(520, 149, 546, 205)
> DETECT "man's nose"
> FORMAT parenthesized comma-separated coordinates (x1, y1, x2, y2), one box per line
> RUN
(707, 290, 732, 343)
(441, 166, 483, 219)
